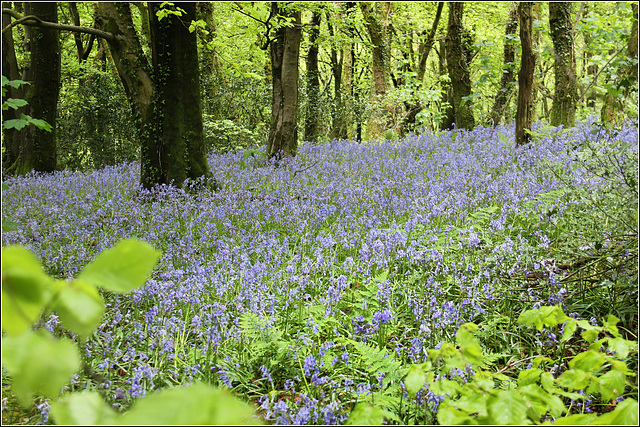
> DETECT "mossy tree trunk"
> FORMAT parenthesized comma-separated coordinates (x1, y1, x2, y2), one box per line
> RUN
(488, 3, 518, 126)
(445, 2, 475, 130)
(16, 2, 60, 174)
(149, 2, 209, 187)
(95, 2, 208, 189)
(267, 2, 302, 159)
(305, 10, 321, 143)
(549, 2, 578, 128)
(360, 2, 392, 139)
(516, 2, 535, 147)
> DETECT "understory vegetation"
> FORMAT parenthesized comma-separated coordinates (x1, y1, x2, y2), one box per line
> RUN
(1, 118, 638, 424)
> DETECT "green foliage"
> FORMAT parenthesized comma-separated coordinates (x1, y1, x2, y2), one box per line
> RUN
(2, 239, 261, 424)
(203, 116, 264, 153)
(56, 71, 138, 171)
(1, 76, 52, 132)
(397, 306, 638, 425)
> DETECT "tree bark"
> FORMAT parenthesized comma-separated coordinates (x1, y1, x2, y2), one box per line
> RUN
(516, 2, 535, 147)
(149, 2, 209, 187)
(305, 10, 321, 143)
(549, 2, 578, 127)
(14, 2, 60, 174)
(445, 2, 475, 130)
(341, 2, 356, 140)
(488, 2, 518, 126)
(360, 2, 392, 139)
(417, 2, 444, 83)
(267, 2, 302, 159)
(2, 1, 23, 174)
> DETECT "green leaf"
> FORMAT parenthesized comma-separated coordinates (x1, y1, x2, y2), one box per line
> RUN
(568, 350, 605, 372)
(594, 398, 638, 425)
(437, 404, 480, 425)
(3, 98, 28, 110)
(404, 364, 426, 396)
(52, 279, 105, 340)
(1, 330, 81, 405)
(78, 239, 161, 293)
(346, 402, 399, 425)
(562, 319, 578, 342)
(547, 413, 598, 424)
(116, 383, 261, 425)
(487, 390, 530, 425)
(50, 391, 118, 425)
(518, 368, 542, 387)
(597, 369, 626, 402)
(557, 369, 590, 390)
(2, 245, 54, 335)
(518, 306, 569, 331)
(518, 384, 566, 419)
(2, 118, 29, 130)
(2, 219, 18, 231)
(431, 378, 462, 396)
(540, 372, 555, 392)
(607, 337, 632, 359)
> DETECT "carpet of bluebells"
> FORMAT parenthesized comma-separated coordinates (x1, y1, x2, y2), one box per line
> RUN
(2, 118, 638, 424)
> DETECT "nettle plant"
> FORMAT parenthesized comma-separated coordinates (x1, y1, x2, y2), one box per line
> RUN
(1, 240, 260, 425)
(396, 306, 638, 425)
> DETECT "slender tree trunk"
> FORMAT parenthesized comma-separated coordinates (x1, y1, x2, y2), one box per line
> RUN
(360, 1, 392, 139)
(342, 2, 356, 140)
(516, 2, 535, 147)
(305, 11, 321, 143)
(549, 2, 578, 127)
(446, 2, 475, 130)
(488, 3, 518, 126)
(417, 2, 444, 83)
(402, 2, 443, 133)
(14, 2, 60, 174)
(149, 2, 209, 187)
(267, 2, 302, 159)
(328, 18, 344, 140)
(438, 39, 455, 130)
(2, 1, 24, 174)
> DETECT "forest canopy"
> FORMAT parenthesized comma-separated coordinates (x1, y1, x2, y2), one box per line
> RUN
(1, 2, 637, 179)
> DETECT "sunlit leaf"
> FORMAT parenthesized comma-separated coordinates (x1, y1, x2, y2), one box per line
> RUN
(1, 330, 80, 405)
(79, 239, 161, 293)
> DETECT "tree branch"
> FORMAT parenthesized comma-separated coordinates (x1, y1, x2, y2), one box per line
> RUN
(2, 8, 116, 42)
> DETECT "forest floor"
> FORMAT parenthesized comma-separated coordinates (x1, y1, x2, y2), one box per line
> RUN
(2, 118, 638, 425)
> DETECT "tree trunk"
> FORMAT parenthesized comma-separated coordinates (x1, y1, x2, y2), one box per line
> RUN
(328, 18, 344, 140)
(305, 10, 321, 143)
(16, 2, 60, 174)
(438, 39, 455, 131)
(549, 2, 578, 127)
(360, 2, 392, 139)
(94, 2, 158, 187)
(2, 1, 24, 174)
(149, 2, 209, 187)
(417, 2, 444, 83)
(445, 2, 475, 130)
(342, 2, 356, 140)
(267, 2, 302, 159)
(95, 2, 209, 189)
(488, 3, 518, 126)
(402, 2, 443, 133)
(516, 2, 535, 147)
